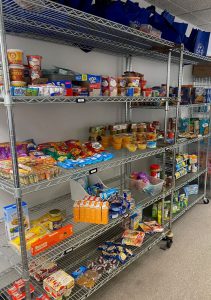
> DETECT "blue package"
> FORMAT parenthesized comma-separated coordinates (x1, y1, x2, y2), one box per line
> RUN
(75, 74, 101, 84)
(71, 266, 88, 279)
(10, 87, 27, 96)
(57, 161, 73, 169)
(110, 203, 122, 212)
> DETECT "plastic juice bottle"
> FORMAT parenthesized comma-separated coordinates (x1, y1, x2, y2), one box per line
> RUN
(90, 201, 96, 223)
(73, 201, 80, 223)
(101, 201, 109, 224)
(95, 201, 102, 224)
(83, 200, 90, 223)
(80, 200, 86, 222)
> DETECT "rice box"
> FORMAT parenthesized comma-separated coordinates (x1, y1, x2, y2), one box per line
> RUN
(3, 201, 30, 240)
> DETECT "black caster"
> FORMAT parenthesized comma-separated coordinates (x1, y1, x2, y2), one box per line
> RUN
(203, 198, 210, 204)
(160, 231, 173, 250)
(166, 238, 173, 248)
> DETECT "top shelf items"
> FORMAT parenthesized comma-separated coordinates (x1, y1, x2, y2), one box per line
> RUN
(2, 0, 211, 65)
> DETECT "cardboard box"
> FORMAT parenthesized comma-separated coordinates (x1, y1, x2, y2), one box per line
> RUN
(192, 63, 211, 77)
(31, 224, 73, 256)
(3, 202, 30, 240)
(73, 74, 101, 96)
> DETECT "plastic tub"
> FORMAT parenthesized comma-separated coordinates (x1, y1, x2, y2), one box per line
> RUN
(128, 176, 164, 195)
(9, 65, 24, 81)
(7, 49, 23, 65)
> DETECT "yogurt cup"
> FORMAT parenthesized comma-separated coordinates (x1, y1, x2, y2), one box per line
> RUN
(7, 49, 23, 65)
(9, 65, 24, 82)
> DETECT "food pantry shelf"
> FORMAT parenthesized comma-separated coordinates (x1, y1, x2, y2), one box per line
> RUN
(172, 193, 204, 223)
(131, 103, 211, 110)
(0, 96, 175, 105)
(0, 230, 166, 300)
(0, 147, 166, 195)
(0, 134, 209, 196)
(175, 169, 207, 191)
(0, 184, 169, 278)
(2, 0, 211, 64)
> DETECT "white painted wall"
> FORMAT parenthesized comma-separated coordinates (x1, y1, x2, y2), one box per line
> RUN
(0, 0, 196, 216)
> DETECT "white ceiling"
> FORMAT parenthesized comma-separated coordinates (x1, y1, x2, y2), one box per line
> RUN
(146, 0, 211, 31)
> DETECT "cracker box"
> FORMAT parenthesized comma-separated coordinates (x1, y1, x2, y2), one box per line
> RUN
(3, 201, 30, 240)
(43, 269, 74, 300)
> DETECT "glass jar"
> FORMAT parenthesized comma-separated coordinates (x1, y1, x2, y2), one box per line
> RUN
(49, 209, 62, 231)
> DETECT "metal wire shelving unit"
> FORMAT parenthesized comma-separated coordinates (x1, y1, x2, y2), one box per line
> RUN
(0, 0, 210, 299)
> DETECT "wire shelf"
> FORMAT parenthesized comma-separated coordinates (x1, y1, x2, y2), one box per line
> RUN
(0, 96, 175, 105)
(0, 133, 209, 196)
(30, 230, 167, 299)
(0, 146, 167, 196)
(0, 181, 169, 276)
(172, 193, 204, 223)
(174, 169, 207, 192)
(1, 0, 211, 64)
(131, 103, 211, 110)
(1, 229, 166, 300)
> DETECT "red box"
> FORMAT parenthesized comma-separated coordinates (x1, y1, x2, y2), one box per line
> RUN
(31, 224, 73, 256)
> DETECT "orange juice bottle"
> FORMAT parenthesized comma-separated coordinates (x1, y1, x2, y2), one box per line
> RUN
(101, 201, 109, 224)
(90, 201, 96, 223)
(73, 201, 80, 223)
(85, 200, 91, 223)
(80, 200, 86, 222)
(95, 201, 102, 224)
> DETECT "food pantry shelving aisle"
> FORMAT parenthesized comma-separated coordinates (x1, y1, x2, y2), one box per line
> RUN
(0, 0, 210, 299)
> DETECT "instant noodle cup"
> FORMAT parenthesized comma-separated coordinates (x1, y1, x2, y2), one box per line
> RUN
(27, 55, 42, 82)
(11, 81, 26, 87)
(127, 77, 140, 87)
(7, 49, 23, 65)
(9, 65, 24, 82)
(118, 87, 126, 96)
(117, 77, 127, 88)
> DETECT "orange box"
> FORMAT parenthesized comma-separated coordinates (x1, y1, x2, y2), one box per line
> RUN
(31, 224, 73, 256)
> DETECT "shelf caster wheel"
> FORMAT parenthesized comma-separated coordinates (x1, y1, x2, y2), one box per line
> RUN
(167, 238, 173, 249)
(160, 231, 173, 250)
(203, 198, 210, 204)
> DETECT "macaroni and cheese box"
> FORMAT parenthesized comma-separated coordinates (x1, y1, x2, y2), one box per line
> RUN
(3, 201, 30, 240)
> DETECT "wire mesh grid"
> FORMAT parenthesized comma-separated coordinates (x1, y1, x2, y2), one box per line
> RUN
(0, 146, 167, 196)
(1, 0, 211, 64)
(174, 168, 207, 192)
(0, 175, 167, 278)
(0, 136, 209, 196)
(0, 96, 176, 105)
(32, 227, 166, 300)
